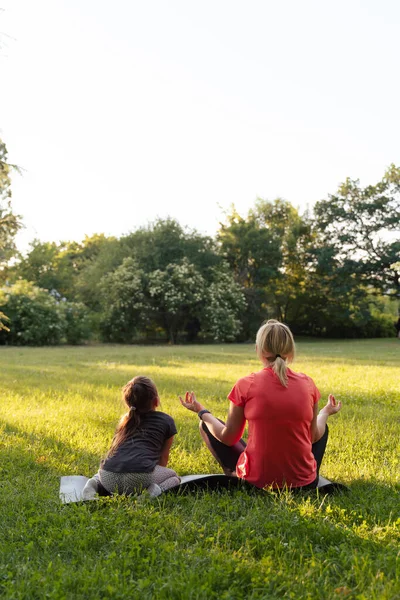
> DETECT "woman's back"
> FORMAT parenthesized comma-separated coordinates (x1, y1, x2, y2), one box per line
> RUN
(229, 368, 320, 488)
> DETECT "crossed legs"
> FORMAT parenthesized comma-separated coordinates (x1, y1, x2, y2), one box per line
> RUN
(199, 418, 246, 477)
(199, 419, 329, 486)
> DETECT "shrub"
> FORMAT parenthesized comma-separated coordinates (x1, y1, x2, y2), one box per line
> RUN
(59, 301, 91, 345)
(0, 280, 64, 345)
(0, 280, 91, 345)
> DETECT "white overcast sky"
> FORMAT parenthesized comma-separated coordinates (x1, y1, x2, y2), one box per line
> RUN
(1, 0, 400, 253)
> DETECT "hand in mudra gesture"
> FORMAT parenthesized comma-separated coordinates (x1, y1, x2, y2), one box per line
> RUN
(321, 394, 342, 416)
(179, 391, 205, 414)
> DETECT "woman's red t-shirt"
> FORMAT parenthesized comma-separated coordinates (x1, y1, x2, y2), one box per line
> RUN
(228, 367, 320, 488)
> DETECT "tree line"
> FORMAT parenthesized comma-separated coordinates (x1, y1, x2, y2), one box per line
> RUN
(1, 137, 399, 345)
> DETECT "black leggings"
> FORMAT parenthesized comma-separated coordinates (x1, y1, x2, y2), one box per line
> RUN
(201, 420, 329, 490)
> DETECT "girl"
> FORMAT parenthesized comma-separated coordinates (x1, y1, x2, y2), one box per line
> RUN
(83, 376, 180, 499)
(180, 320, 342, 490)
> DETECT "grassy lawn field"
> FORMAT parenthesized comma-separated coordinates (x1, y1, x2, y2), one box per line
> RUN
(1, 339, 399, 599)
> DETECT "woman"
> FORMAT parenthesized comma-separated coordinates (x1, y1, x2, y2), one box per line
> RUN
(180, 320, 342, 490)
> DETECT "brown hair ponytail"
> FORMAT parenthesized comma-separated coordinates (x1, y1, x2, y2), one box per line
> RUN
(256, 320, 295, 387)
(107, 376, 158, 457)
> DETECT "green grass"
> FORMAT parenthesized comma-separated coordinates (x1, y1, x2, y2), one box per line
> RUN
(0, 339, 399, 599)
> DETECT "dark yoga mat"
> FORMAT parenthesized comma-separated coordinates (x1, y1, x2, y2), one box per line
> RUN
(167, 474, 348, 495)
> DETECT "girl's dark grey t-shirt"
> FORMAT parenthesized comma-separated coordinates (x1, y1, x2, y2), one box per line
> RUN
(101, 411, 177, 473)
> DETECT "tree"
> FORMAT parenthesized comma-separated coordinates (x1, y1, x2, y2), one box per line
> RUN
(217, 199, 314, 336)
(217, 204, 281, 288)
(73, 235, 126, 309)
(0, 138, 22, 330)
(148, 259, 205, 343)
(122, 218, 222, 275)
(313, 165, 400, 298)
(14, 239, 67, 292)
(0, 138, 21, 265)
(248, 199, 315, 323)
(98, 257, 149, 343)
(0, 309, 9, 332)
(12, 234, 120, 305)
(202, 264, 246, 341)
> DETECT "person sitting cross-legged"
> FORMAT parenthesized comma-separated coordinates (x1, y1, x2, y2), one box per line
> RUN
(180, 320, 342, 491)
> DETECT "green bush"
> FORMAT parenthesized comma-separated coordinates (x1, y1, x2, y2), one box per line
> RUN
(353, 312, 397, 338)
(59, 301, 91, 345)
(0, 280, 64, 345)
(0, 280, 91, 345)
(321, 310, 396, 339)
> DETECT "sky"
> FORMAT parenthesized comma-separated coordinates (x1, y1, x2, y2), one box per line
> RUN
(1, 0, 400, 254)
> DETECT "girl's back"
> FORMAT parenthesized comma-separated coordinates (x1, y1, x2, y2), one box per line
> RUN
(101, 411, 177, 473)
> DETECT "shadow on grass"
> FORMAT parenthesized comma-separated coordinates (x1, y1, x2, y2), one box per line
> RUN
(328, 478, 400, 525)
(0, 419, 101, 491)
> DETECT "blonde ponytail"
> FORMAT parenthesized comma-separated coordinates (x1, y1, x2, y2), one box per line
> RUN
(272, 355, 289, 387)
(255, 320, 295, 387)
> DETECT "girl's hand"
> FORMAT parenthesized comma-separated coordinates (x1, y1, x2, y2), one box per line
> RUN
(320, 394, 342, 416)
(179, 391, 205, 414)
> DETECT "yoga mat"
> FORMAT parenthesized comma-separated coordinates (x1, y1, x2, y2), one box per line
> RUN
(59, 474, 347, 504)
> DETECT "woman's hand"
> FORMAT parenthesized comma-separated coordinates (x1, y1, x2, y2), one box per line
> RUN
(320, 394, 342, 416)
(312, 394, 342, 442)
(179, 391, 205, 414)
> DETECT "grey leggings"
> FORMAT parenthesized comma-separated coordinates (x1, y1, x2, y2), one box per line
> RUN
(98, 465, 180, 495)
